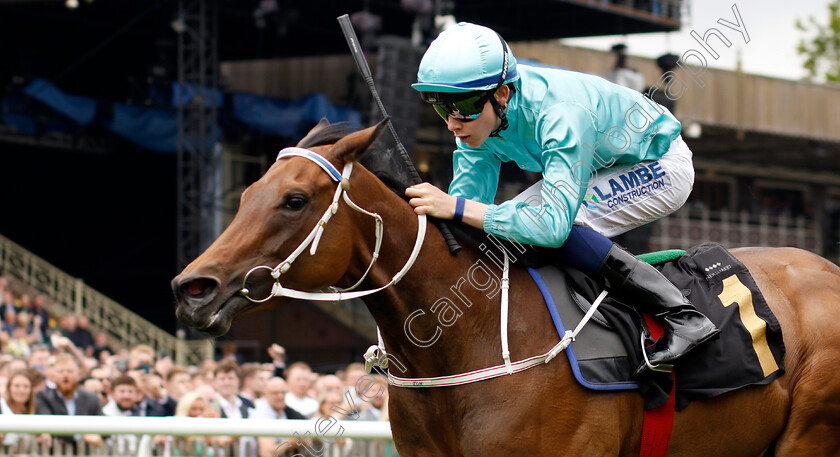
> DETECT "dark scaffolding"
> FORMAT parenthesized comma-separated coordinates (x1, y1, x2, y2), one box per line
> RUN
(176, 0, 222, 271)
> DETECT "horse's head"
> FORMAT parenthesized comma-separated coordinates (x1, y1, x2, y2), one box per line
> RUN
(172, 118, 390, 336)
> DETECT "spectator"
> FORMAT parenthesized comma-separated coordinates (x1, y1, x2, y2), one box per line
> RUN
(0, 369, 50, 448)
(189, 383, 234, 450)
(28, 344, 50, 373)
(88, 365, 114, 400)
(18, 294, 32, 314)
(315, 374, 345, 399)
(27, 367, 46, 395)
(132, 373, 167, 417)
(35, 353, 104, 449)
(343, 363, 367, 406)
(0, 291, 18, 316)
(31, 295, 49, 337)
(0, 371, 6, 396)
(69, 316, 95, 355)
(357, 375, 388, 421)
(140, 372, 167, 409)
(267, 343, 287, 378)
(193, 360, 217, 388)
(102, 375, 145, 455)
(48, 334, 87, 377)
(307, 371, 320, 399)
(2, 309, 17, 334)
(102, 375, 139, 416)
(171, 391, 226, 456)
(240, 363, 269, 405)
(214, 361, 254, 415)
(21, 312, 44, 347)
(174, 391, 208, 417)
(154, 354, 174, 379)
(252, 377, 305, 457)
(315, 391, 354, 457)
(91, 332, 113, 363)
(284, 362, 318, 418)
(81, 377, 107, 407)
(6, 325, 32, 360)
(0, 332, 9, 359)
(0, 276, 7, 303)
(603, 43, 646, 92)
(3, 370, 36, 415)
(6, 357, 28, 375)
(193, 383, 221, 417)
(357, 375, 390, 457)
(42, 354, 57, 390)
(217, 340, 244, 365)
(161, 366, 192, 416)
(57, 315, 76, 339)
(214, 360, 256, 457)
(127, 344, 155, 374)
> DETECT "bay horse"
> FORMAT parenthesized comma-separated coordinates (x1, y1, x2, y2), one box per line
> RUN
(172, 119, 840, 456)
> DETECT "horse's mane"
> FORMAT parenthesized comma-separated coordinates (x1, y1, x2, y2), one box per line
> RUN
(297, 121, 413, 199)
(298, 121, 548, 266)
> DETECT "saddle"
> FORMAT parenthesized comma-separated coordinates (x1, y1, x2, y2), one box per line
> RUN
(531, 242, 785, 410)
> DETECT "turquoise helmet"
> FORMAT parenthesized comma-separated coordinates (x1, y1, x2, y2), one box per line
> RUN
(412, 22, 519, 94)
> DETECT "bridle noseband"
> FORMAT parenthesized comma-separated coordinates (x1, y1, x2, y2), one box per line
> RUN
(239, 147, 427, 304)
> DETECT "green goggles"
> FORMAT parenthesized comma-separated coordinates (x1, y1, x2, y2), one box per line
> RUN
(421, 91, 493, 122)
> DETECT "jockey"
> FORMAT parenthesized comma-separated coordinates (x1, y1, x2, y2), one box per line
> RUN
(405, 22, 719, 376)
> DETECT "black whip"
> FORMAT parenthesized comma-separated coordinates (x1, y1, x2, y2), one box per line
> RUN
(337, 14, 461, 255)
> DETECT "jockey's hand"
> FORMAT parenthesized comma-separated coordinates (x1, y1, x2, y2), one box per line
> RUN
(406, 183, 456, 219)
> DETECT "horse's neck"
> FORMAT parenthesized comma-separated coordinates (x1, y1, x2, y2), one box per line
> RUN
(349, 194, 507, 376)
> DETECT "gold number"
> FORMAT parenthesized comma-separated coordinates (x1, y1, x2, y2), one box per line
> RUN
(717, 274, 779, 377)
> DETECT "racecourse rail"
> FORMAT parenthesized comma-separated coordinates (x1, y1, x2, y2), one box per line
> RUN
(0, 415, 394, 456)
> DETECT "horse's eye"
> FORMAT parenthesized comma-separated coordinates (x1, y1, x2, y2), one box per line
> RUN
(284, 196, 308, 210)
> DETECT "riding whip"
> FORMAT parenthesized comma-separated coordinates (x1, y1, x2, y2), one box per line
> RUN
(337, 14, 461, 255)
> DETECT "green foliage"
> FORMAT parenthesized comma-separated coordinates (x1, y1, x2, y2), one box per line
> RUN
(796, 0, 840, 82)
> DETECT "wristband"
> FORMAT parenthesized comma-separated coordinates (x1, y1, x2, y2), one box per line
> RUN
(453, 197, 466, 222)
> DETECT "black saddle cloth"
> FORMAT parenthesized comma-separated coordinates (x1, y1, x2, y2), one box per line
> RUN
(558, 242, 786, 410)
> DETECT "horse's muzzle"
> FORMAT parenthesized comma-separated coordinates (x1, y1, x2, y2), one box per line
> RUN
(172, 274, 225, 332)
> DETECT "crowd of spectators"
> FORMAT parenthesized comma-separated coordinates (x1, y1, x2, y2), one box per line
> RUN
(0, 275, 391, 457)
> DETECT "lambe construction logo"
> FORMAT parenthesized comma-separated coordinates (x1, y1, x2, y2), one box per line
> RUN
(582, 194, 599, 210)
(588, 161, 671, 211)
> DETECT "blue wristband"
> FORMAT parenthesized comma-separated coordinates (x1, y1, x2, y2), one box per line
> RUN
(453, 197, 466, 222)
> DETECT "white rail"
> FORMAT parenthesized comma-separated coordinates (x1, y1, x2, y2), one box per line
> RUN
(0, 415, 393, 439)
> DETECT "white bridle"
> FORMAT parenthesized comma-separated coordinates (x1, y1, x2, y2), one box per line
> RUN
(239, 147, 427, 304)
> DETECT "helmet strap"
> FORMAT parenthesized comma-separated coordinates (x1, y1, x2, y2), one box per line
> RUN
(488, 83, 516, 137)
(488, 32, 512, 138)
(488, 97, 507, 138)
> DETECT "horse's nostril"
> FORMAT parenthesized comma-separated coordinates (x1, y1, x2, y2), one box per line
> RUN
(183, 278, 216, 299)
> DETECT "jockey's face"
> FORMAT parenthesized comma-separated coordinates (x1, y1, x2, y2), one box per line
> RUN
(443, 86, 509, 148)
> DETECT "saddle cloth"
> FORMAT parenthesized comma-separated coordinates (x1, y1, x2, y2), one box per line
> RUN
(530, 242, 786, 410)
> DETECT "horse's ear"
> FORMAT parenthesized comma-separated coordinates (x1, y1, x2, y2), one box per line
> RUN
(295, 118, 331, 147)
(331, 117, 389, 163)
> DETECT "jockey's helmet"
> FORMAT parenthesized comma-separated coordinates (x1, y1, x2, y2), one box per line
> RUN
(412, 22, 519, 94)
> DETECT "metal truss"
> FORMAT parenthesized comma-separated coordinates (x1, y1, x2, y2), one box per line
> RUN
(175, 0, 222, 271)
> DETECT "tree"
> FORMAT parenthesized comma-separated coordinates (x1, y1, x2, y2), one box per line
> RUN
(796, 0, 840, 82)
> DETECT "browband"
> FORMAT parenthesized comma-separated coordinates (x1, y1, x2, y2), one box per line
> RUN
(276, 147, 342, 182)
